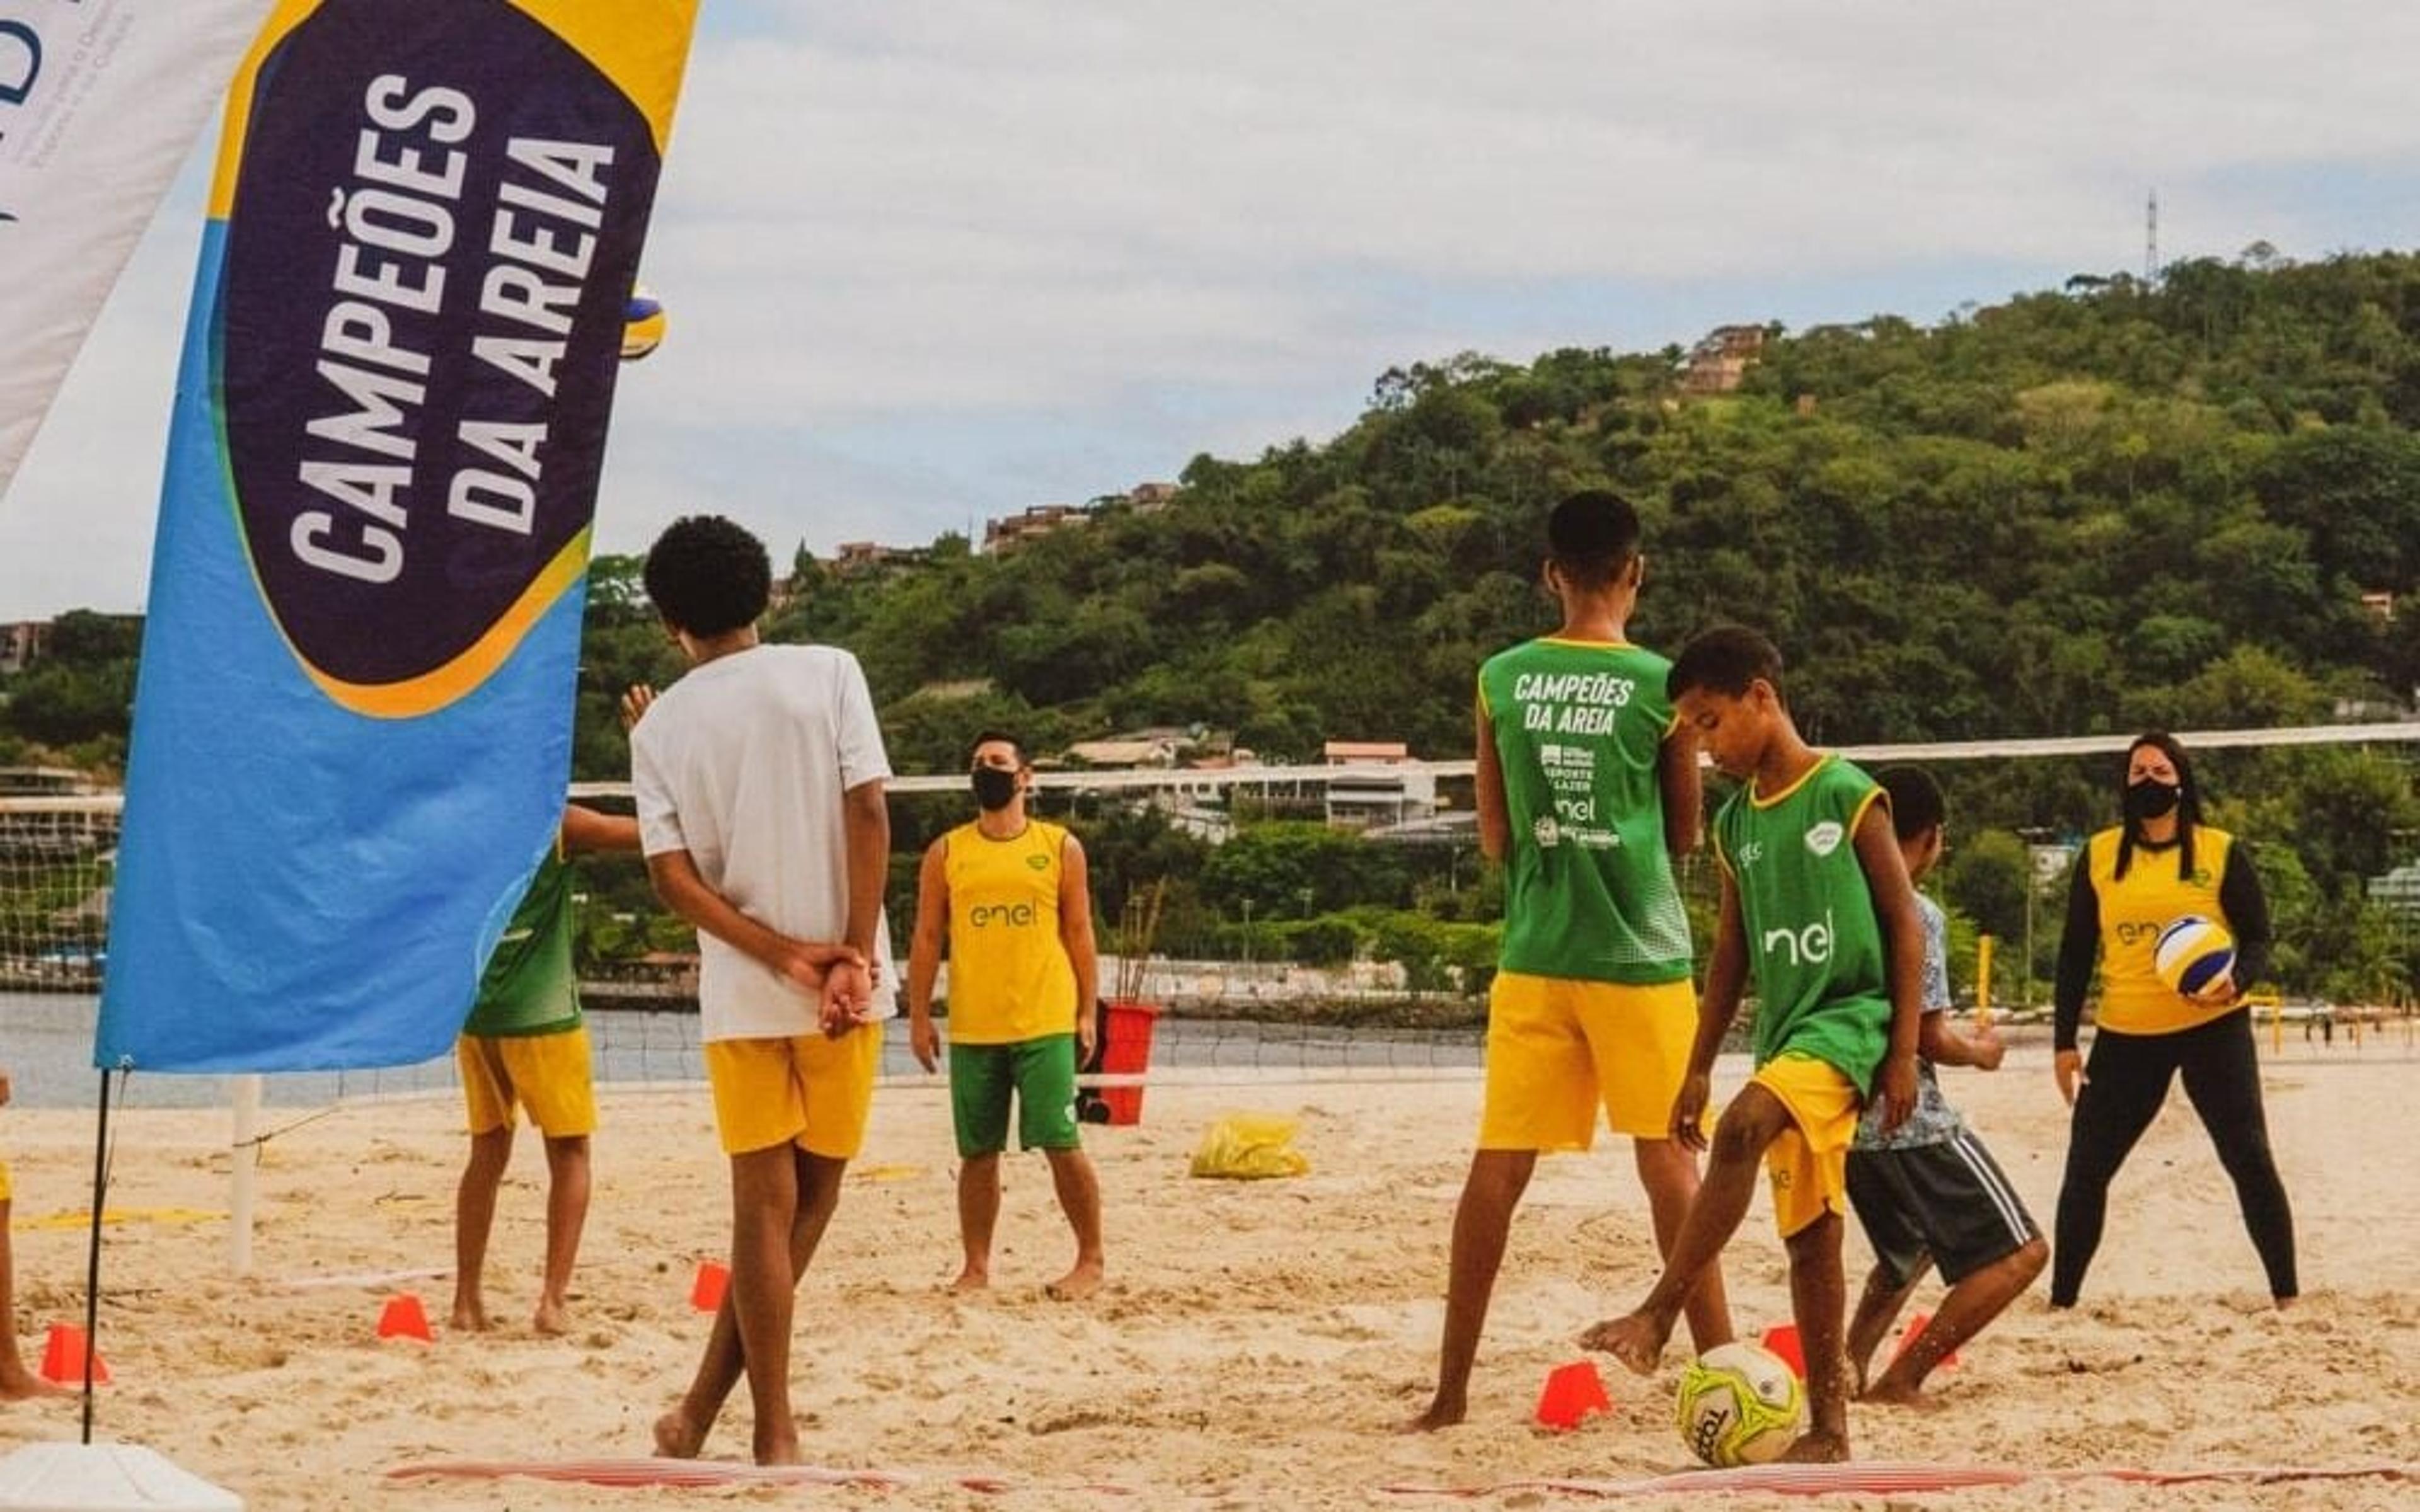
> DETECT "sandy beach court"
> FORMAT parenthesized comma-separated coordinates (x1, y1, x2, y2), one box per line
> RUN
(1, 1038, 2414, 1509)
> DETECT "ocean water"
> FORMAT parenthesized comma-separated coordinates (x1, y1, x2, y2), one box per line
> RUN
(0, 992, 1485, 1110)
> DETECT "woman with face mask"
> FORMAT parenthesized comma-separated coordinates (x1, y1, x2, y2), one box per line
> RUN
(2046, 732, 2295, 1310)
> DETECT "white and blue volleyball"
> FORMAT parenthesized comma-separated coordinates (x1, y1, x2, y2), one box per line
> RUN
(621, 285, 667, 361)
(2153, 914, 2236, 997)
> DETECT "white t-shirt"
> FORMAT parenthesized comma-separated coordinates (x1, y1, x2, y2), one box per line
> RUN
(630, 643, 897, 1041)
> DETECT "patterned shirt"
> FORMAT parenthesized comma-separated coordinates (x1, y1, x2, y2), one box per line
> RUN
(1853, 893, 1964, 1150)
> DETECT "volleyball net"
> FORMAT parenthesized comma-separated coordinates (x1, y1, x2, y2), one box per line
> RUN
(4, 715, 2415, 1117)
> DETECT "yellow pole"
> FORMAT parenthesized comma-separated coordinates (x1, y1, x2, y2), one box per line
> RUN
(1974, 934, 1994, 1029)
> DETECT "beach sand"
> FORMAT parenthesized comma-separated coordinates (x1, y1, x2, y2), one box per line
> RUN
(1, 1038, 2415, 1509)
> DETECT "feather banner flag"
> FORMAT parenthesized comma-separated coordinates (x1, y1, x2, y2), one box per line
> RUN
(0, 0, 274, 499)
(98, 0, 699, 1072)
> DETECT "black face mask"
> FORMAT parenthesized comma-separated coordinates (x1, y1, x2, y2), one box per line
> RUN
(2124, 779, 2181, 823)
(971, 766, 1020, 812)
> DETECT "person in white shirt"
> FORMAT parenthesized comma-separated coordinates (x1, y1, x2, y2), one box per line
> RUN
(628, 515, 893, 1468)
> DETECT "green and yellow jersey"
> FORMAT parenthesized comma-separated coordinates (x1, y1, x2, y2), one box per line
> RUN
(1713, 754, 1891, 1093)
(463, 842, 581, 1038)
(1477, 637, 1692, 985)
(942, 819, 1080, 1045)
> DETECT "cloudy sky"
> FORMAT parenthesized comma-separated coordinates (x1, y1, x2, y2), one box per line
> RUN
(5, 0, 2417, 616)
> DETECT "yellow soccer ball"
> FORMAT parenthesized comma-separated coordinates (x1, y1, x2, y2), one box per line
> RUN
(1676, 1341, 1806, 1467)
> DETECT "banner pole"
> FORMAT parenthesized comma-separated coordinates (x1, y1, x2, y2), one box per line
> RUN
(80, 1067, 113, 1445)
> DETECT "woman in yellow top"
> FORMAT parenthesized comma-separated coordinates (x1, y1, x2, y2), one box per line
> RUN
(2048, 731, 2294, 1309)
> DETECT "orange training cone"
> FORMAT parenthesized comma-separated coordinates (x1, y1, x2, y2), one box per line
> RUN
(1760, 1322, 1806, 1380)
(1890, 1310, 1961, 1370)
(689, 1259, 729, 1312)
(39, 1322, 109, 1385)
(376, 1293, 434, 1342)
(1534, 1359, 1613, 1430)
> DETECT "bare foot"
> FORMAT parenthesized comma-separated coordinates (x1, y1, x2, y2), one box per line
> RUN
(1779, 1429, 1852, 1463)
(449, 1300, 490, 1332)
(532, 1298, 571, 1336)
(653, 1407, 706, 1460)
(0, 1366, 71, 1400)
(1856, 1378, 1944, 1410)
(752, 1427, 802, 1467)
(1399, 1397, 1465, 1433)
(950, 1268, 989, 1293)
(1578, 1311, 1671, 1376)
(1044, 1261, 1103, 1301)
(2274, 1295, 2298, 1312)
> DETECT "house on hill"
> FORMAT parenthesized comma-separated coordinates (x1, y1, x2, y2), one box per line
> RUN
(1, 621, 48, 676)
(984, 504, 1088, 553)
(1678, 324, 1767, 396)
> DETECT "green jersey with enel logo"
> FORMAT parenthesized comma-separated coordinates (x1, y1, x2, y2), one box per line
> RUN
(1712, 755, 1890, 1091)
(1478, 637, 1691, 985)
(462, 845, 582, 1038)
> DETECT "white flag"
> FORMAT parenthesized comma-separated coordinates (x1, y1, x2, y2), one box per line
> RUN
(0, 0, 271, 499)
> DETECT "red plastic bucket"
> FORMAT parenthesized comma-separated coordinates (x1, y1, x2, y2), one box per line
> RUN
(1096, 999, 1162, 1125)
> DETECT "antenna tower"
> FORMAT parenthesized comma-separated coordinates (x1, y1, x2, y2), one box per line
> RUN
(2145, 190, 2160, 282)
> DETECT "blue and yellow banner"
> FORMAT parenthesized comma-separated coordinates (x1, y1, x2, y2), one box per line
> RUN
(97, 0, 698, 1072)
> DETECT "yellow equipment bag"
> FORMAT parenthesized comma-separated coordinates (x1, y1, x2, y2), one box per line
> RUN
(1188, 1112, 1310, 1180)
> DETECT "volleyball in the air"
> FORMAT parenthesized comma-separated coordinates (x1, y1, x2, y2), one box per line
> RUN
(1675, 1341, 1806, 1467)
(2153, 914, 2236, 998)
(622, 285, 667, 361)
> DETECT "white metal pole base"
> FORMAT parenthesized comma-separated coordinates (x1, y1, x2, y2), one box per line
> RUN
(0, 1443, 241, 1511)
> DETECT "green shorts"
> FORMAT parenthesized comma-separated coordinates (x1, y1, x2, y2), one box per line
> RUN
(950, 1034, 1081, 1158)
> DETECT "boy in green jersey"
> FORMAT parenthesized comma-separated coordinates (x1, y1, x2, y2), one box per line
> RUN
(1582, 626, 1921, 1463)
(451, 800, 640, 1335)
(1407, 490, 1732, 1433)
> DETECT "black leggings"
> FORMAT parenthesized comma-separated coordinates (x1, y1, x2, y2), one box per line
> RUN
(2051, 1010, 2297, 1306)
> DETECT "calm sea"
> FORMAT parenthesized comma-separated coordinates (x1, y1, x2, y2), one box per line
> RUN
(0, 992, 1485, 1109)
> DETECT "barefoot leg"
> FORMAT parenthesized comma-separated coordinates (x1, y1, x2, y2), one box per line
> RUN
(451, 1128, 512, 1332)
(1041, 1147, 1104, 1300)
(1402, 1149, 1533, 1432)
(952, 1153, 1001, 1292)
(533, 1133, 590, 1336)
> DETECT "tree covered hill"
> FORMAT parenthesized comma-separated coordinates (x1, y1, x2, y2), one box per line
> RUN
(715, 249, 2420, 776)
(13, 249, 2417, 776)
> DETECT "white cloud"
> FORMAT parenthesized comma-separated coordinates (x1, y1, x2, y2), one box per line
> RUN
(6, 1, 2419, 613)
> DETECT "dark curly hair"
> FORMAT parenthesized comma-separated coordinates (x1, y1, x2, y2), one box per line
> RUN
(642, 515, 771, 638)
(1546, 488, 1642, 592)
(1666, 624, 1785, 704)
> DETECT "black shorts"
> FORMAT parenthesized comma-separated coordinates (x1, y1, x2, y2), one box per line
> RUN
(1847, 1129, 2040, 1290)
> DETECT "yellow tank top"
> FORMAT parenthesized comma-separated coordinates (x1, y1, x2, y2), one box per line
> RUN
(943, 818, 1079, 1044)
(2087, 823, 2237, 1036)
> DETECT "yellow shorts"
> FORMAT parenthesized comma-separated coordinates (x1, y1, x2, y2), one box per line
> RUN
(1478, 973, 1699, 1150)
(458, 1026, 597, 1139)
(704, 1027, 882, 1159)
(1752, 1053, 1861, 1238)
(0, 1157, 11, 1203)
